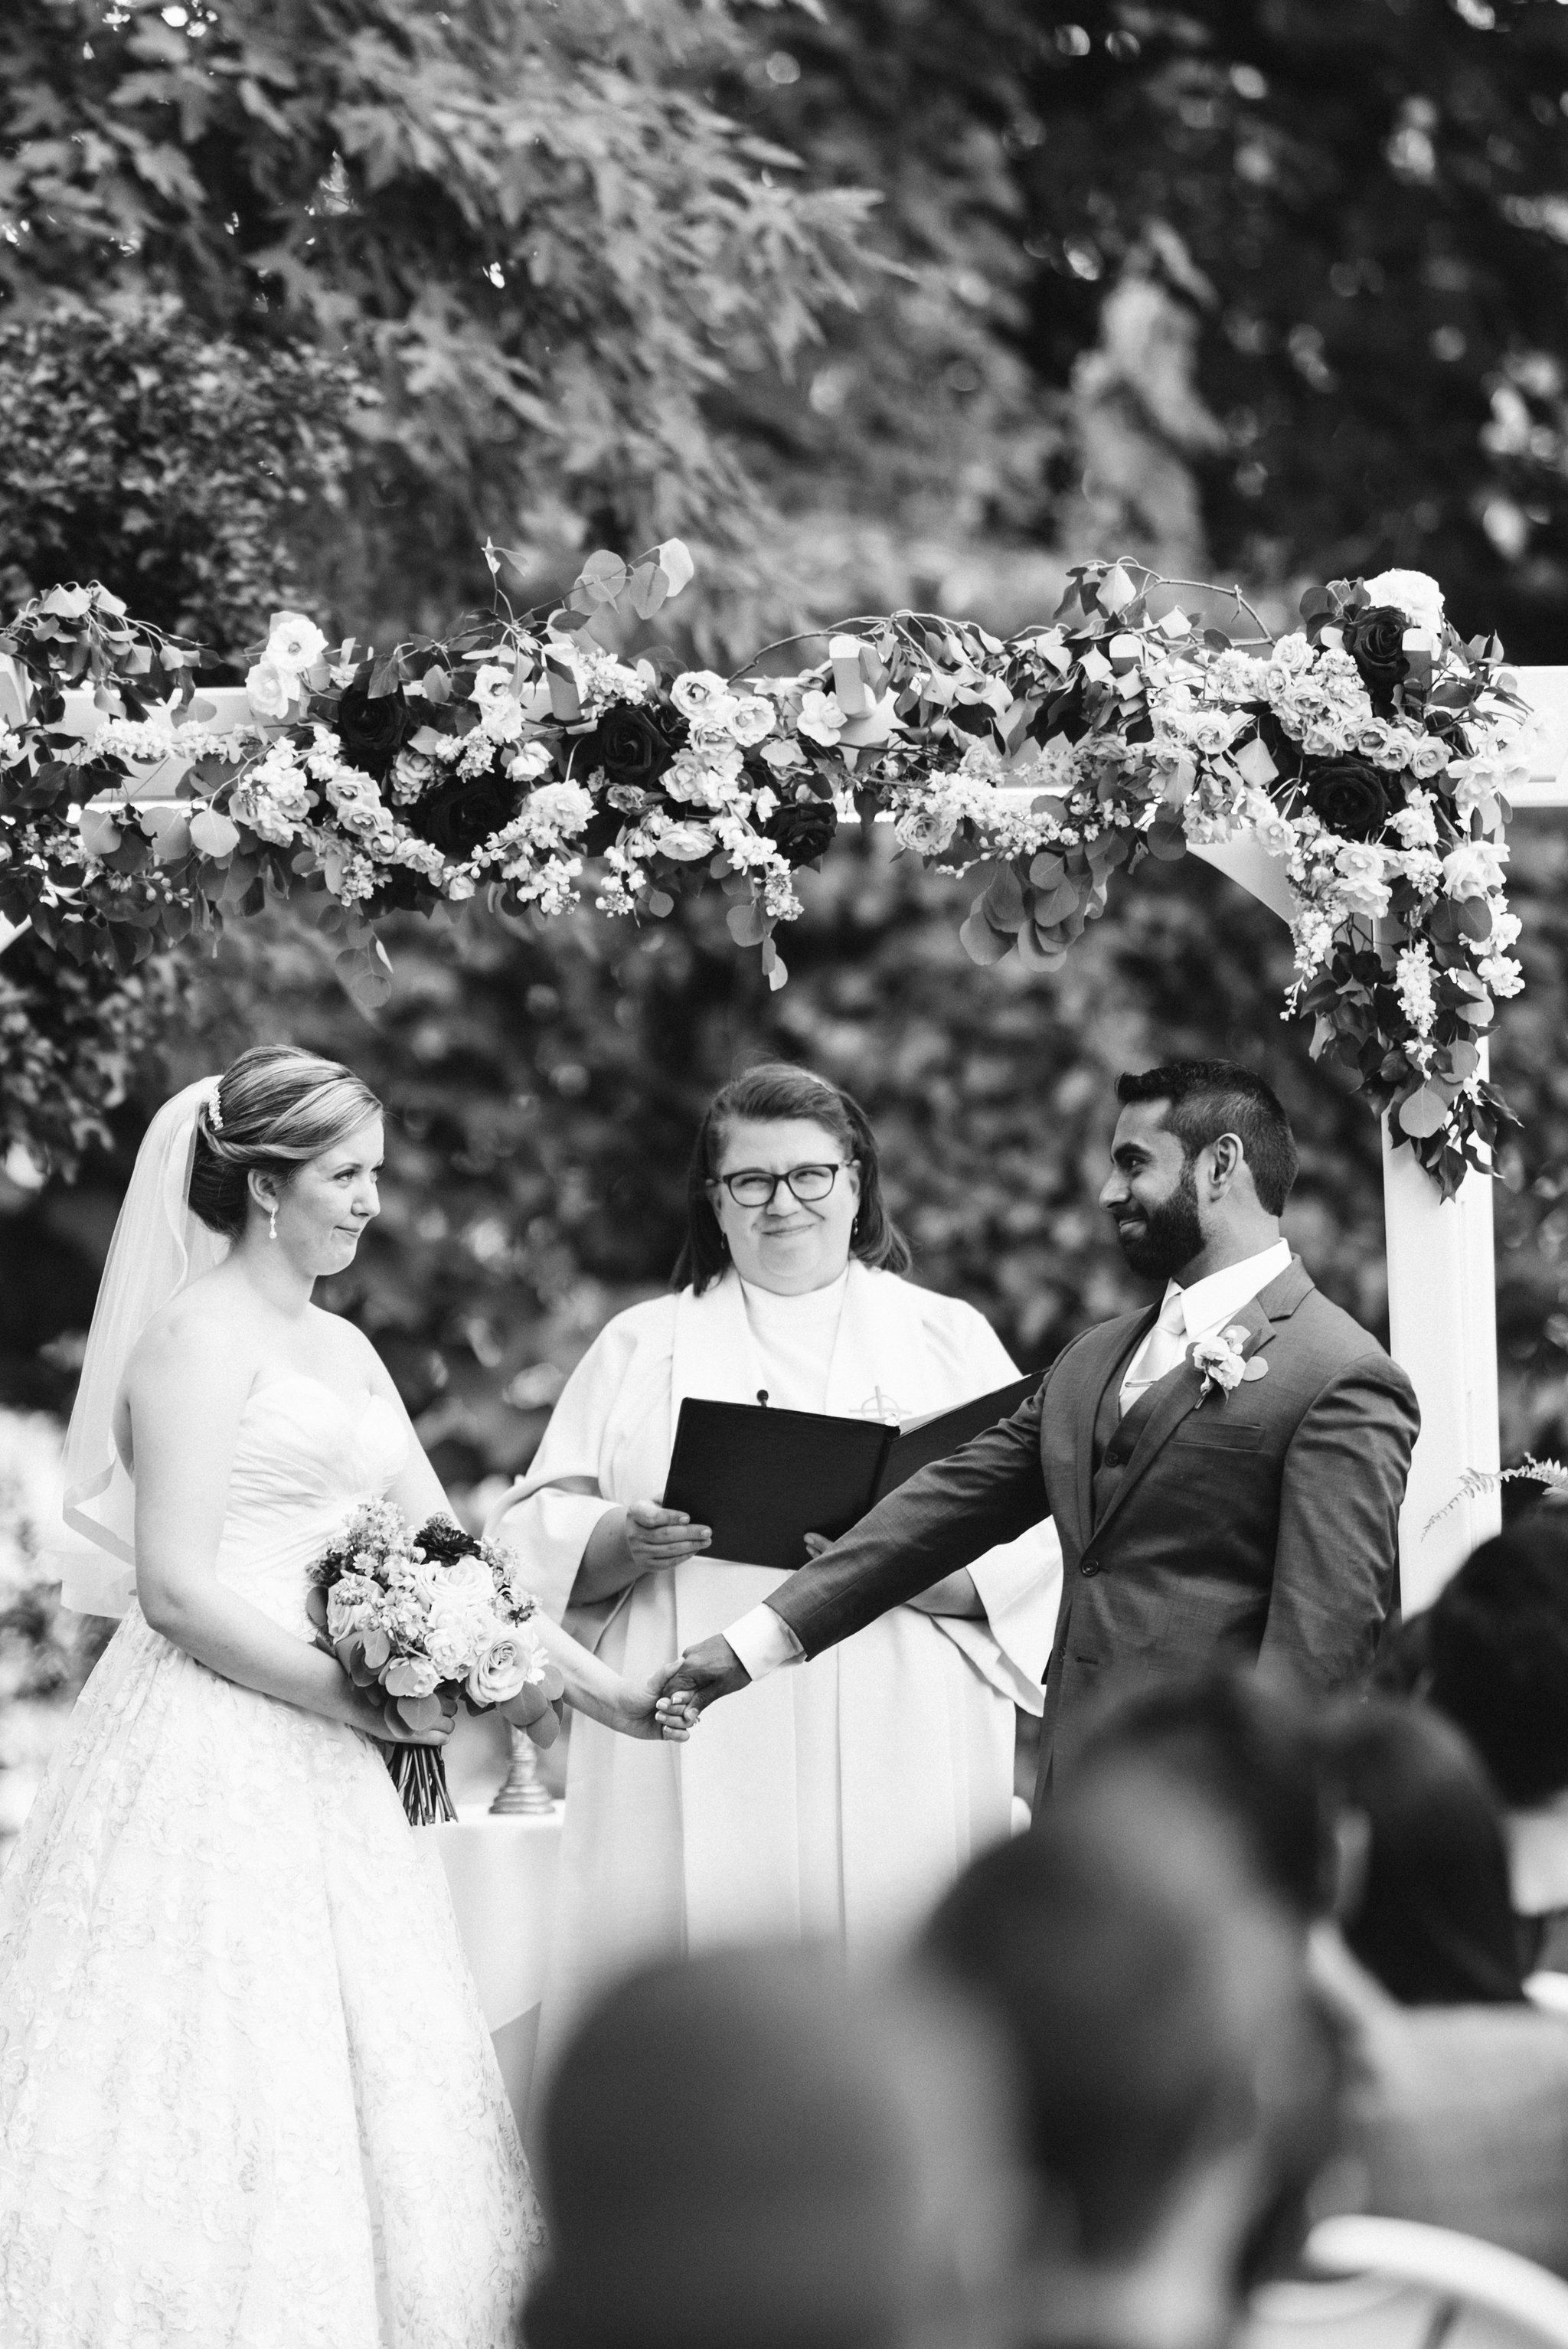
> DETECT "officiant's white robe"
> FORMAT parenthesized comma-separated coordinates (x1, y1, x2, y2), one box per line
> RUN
(499, 1260, 1060, 2083)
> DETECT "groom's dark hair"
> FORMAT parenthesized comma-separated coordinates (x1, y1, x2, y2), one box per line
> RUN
(1116, 1060, 1299, 1216)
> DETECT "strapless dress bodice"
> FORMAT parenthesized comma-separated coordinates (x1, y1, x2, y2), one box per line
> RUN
(215, 1372, 408, 1636)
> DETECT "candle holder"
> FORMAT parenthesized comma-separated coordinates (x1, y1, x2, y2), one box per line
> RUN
(489, 1720, 556, 1816)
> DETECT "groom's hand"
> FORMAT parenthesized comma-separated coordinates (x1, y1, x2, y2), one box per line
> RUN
(658, 1635, 751, 1715)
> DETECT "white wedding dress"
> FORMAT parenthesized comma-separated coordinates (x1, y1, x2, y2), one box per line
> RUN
(0, 1374, 544, 2349)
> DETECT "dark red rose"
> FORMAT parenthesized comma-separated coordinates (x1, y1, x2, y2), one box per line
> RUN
(416, 1518, 484, 1562)
(405, 766, 521, 857)
(576, 704, 681, 789)
(333, 679, 416, 779)
(1342, 605, 1410, 704)
(1304, 756, 1393, 840)
(766, 793, 838, 866)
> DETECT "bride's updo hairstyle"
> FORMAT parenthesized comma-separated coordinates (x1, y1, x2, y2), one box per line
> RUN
(188, 1045, 382, 1240)
(674, 1060, 912, 1295)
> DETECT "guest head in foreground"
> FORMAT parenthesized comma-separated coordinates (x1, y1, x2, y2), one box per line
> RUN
(526, 1945, 1025, 2349)
(1316, 1696, 1523, 2007)
(1423, 1513, 1568, 1810)
(189, 1041, 384, 1274)
(1102, 1061, 1299, 1286)
(1073, 1666, 1331, 1923)
(673, 1059, 911, 1298)
(924, 1772, 1338, 2349)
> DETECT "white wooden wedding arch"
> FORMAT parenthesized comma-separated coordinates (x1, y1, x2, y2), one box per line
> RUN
(6, 664, 1567, 1613)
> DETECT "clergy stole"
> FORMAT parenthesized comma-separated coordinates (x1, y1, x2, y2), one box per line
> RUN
(665, 1265, 994, 1949)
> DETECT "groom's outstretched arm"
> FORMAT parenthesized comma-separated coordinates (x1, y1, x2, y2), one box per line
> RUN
(661, 1384, 1050, 1710)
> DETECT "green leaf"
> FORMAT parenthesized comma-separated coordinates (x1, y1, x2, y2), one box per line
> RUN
(626, 563, 670, 621)
(574, 550, 629, 609)
(1398, 1084, 1456, 1139)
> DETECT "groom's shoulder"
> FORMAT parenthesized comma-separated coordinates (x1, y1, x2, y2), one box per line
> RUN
(1282, 1276, 1408, 1387)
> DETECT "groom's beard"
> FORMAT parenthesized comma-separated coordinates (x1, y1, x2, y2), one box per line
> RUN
(1112, 1161, 1204, 1282)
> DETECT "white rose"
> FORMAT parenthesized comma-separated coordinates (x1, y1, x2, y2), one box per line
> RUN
(670, 671, 733, 724)
(265, 613, 328, 674)
(436, 1555, 495, 1603)
(1408, 736, 1450, 779)
(894, 805, 959, 856)
(658, 821, 716, 861)
(524, 780, 595, 833)
(727, 695, 776, 747)
(245, 658, 296, 720)
(1334, 841, 1392, 918)
(759, 737, 807, 772)
(384, 1655, 441, 1699)
(1442, 840, 1508, 901)
(1362, 570, 1446, 635)
(466, 1632, 541, 1708)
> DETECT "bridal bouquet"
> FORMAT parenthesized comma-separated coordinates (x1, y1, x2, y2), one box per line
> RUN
(307, 1501, 564, 1825)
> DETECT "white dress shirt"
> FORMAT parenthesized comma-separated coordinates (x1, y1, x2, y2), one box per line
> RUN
(726, 1236, 1293, 1684)
(1119, 1237, 1292, 1413)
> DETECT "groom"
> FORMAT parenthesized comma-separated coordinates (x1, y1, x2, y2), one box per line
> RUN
(660, 1060, 1421, 1795)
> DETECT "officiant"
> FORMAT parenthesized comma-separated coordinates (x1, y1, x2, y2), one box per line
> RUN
(490, 1062, 1060, 2066)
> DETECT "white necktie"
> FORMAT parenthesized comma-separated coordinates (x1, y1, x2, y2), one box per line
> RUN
(1119, 1289, 1189, 1416)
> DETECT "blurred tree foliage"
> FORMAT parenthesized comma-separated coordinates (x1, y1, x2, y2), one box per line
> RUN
(0, 0, 875, 650)
(721, 0, 1568, 649)
(0, 298, 369, 655)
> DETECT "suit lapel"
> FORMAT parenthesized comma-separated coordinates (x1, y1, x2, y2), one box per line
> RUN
(1053, 1308, 1156, 1557)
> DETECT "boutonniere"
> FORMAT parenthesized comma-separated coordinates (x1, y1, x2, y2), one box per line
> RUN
(1190, 1323, 1269, 1403)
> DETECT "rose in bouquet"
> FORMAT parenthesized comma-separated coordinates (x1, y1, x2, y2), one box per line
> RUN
(307, 1500, 564, 1825)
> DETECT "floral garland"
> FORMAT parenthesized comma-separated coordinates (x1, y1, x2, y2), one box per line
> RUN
(0, 553, 1532, 1196)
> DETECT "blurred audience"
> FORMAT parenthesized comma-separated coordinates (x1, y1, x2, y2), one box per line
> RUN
(1070, 1667, 1328, 1921)
(1317, 1696, 1525, 2007)
(1419, 1513, 1568, 1978)
(925, 1769, 1339, 2349)
(1070, 1658, 1568, 2277)
(527, 1627, 1568, 2349)
(524, 1945, 1026, 2349)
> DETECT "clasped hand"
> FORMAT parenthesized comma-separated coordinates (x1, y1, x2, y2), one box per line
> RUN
(652, 1634, 753, 1730)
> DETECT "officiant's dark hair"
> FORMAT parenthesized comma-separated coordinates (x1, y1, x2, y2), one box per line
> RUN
(674, 1062, 912, 1293)
(188, 1045, 381, 1240)
(1116, 1060, 1299, 1215)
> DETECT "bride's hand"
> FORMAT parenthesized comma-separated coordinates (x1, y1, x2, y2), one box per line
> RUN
(345, 1690, 457, 1748)
(577, 1671, 698, 1743)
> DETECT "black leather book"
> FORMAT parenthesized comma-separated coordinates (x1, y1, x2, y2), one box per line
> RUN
(661, 1371, 1042, 1572)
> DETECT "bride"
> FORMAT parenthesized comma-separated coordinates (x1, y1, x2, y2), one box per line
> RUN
(0, 1045, 691, 2349)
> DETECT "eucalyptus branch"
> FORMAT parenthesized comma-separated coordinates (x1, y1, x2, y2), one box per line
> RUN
(1149, 577, 1277, 646)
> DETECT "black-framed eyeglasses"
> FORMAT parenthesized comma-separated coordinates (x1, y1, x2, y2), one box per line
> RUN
(710, 1163, 851, 1209)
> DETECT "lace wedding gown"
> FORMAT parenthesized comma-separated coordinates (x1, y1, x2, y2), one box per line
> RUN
(0, 1374, 544, 2349)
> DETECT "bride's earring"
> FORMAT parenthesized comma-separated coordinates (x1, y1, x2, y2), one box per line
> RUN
(268, 1204, 279, 1243)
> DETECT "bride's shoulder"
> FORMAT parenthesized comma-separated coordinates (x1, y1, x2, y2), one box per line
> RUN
(127, 1269, 261, 1390)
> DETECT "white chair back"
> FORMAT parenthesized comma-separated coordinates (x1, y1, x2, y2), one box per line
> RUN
(1242, 2217, 1568, 2349)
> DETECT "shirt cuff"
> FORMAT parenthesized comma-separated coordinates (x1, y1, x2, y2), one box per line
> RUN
(725, 1604, 805, 1683)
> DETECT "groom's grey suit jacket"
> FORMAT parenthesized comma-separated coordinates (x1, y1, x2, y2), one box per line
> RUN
(766, 1256, 1419, 1795)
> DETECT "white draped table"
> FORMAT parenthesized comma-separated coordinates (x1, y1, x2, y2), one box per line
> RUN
(431, 1805, 562, 2139)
